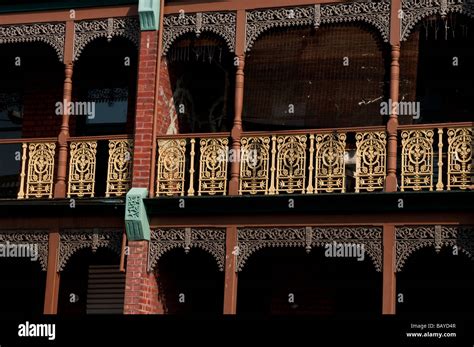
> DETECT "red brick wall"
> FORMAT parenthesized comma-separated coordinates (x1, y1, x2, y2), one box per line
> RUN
(131, 31, 178, 189)
(125, 30, 176, 315)
(123, 241, 163, 314)
(21, 75, 64, 138)
(156, 57, 178, 135)
(131, 31, 158, 189)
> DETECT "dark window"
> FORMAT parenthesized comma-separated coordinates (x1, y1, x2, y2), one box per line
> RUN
(0, 92, 23, 138)
(76, 87, 129, 135)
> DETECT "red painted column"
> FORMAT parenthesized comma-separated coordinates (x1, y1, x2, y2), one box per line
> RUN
(385, 45, 400, 192)
(382, 224, 397, 314)
(223, 226, 239, 313)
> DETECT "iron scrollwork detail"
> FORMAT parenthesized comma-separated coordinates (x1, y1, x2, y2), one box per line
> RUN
(162, 11, 236, 55)
(245, 1, 391, 52)
(148, 228, 226, 272)
(396, 225, 474, 272)
(74, 17, 140, 61)
(58, 229, 122, 271)
(237, 226, 382, 272)
(401, 0, 474, 41)
(0, 22, 65, 62)
(0, 231, 49, 271)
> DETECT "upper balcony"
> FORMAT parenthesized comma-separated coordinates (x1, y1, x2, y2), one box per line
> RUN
(0, 7, 472, 201)
(154, 122, 472, 196)
(152, 11, 473, 197)
(0, 33, 138, 200)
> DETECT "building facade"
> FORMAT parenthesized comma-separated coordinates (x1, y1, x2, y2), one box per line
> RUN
(0, 0, 472, 315)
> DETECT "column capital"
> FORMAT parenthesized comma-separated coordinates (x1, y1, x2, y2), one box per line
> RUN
(139, 0, 161, 31)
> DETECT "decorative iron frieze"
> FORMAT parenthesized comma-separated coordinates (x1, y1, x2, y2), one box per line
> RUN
(162, 11, 236, 55)
(106, 139, 133, 197)
(148, 228, 226, 272)
(275, 135, 307, 194)
(401, 0, 474, 41)
(156, 139, 188, 196)
(0, 22, 65, 62)
(245, 1, 391, 52)
(87, 88, 128, 103)
(396, 225, 474, 272)
(315, 133, 346, 193)
(74, 17, 140, 61)
(355, 131, 387, 192)
(198, 137, 229, 196)
(447, 127, 473, 190)
(0, 231, 49, 271)
(20, 142, 56, 199)
(400, 129, 435, 191)
(237, 226, 382, 272)
(58, 229, 122, 271)
(67, 141, 97, 198)
(239, 136, 271, 195)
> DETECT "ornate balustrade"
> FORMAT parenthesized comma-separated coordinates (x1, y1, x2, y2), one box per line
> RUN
(2, 123, 470, 200)
(155, 133, 230, 196)
(0, 135, 132, 199)
(155, 127, 388, 196)
(67, 135, 133, 198)
(239, 127, 387, 194)
(399, 122, 473, 191)
(155, 122, 473, 196)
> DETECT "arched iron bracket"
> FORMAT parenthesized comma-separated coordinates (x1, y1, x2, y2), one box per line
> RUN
(401, 0, 474, 41)
(245, 1, 391, 52)
(236, 226, 383, 272)
(162, 11, 236, 56)
(73, 17, 140, 61)
(0, 22, 65, 62)
(148, 228, 226, 272)
(396, 225, 474, 272)
(58, 229, 122, 271)
(0, 230, 49, 271)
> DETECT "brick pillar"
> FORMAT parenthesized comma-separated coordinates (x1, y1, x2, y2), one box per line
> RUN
(125, 30, 161, 315)
(132, 30, 159, 189)
(132, 30, 177, 192)
(125, 26, 177, 314)
(124, 240, 163, 314)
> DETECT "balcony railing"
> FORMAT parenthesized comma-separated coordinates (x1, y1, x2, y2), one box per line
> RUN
(0, 135, 133, 199)
(66, 135, 133, 198)
(399, 123, 473, 191)
(155, 123, 473, 196)
(155, 133, 230, 196)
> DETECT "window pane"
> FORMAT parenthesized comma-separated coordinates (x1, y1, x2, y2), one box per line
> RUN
(86, 88, 128, 124)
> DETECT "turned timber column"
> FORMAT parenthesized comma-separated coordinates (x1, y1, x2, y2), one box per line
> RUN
(228, 54, 245, 195)
(44, 230, 61, 314)
(54, 62, 73, 198)
(385, 44, 400, 193)
(223, 226, 239, 313)
(45, 21, 74, 315)
(382, 224, 397, 314)
(223, 54, 244, 314)
(224, 10, 246, 314)
(382, 0, 402, 315)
